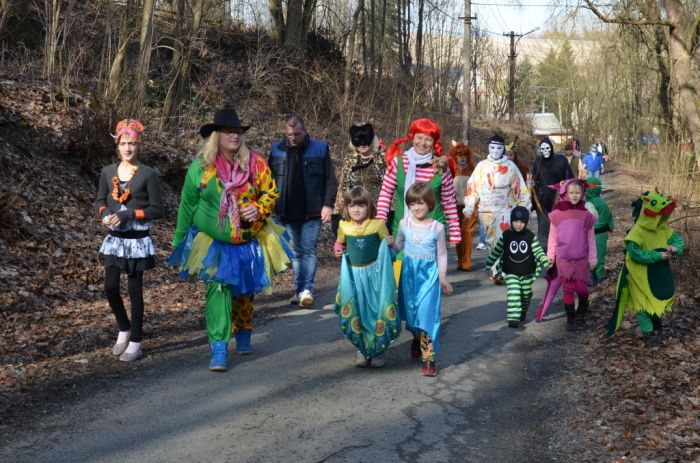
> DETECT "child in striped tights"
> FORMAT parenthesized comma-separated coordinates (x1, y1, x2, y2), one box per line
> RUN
(485, 206, 551, 328)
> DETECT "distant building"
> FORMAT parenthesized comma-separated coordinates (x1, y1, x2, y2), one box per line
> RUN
(526, 112, 571, 146)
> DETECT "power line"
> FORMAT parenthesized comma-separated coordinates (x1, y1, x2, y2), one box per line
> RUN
(472, 1, 554, 6)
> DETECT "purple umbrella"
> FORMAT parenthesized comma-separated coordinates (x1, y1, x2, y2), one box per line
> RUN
(535, 266, 561, 322)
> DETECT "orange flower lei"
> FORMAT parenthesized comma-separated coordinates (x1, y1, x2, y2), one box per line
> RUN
(112, 165, 138, 203)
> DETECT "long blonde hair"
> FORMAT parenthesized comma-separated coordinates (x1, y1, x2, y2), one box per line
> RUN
(198, 131, 251, 169)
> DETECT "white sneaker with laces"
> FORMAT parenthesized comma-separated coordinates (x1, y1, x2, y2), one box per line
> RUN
(299, 289, 314, 308)
(476, 242, 487, 251)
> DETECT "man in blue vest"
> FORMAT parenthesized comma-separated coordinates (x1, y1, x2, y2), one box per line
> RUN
(269, 116, 337, 308)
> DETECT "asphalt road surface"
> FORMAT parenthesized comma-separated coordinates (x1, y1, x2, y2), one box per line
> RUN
(2, 228, 579, 463)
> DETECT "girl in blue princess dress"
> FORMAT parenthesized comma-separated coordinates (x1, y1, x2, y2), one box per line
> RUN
(393, 182, 453, 376)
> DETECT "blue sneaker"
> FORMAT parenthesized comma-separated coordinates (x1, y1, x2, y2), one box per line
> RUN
(208, 340, 228, 371)
(235, 330, 252, 355)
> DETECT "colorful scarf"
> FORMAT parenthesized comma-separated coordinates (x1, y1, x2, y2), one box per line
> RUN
(215, 153, 251, 233)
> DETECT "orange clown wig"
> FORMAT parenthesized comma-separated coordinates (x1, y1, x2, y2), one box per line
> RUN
(385, 118, 444, 165)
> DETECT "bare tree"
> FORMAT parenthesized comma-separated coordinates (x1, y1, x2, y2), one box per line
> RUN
(342, 0, 364, 104)
(163, 0, 204, 121)
(134, 0, 156, 113)
(105, 0, 134, 104)
(584, 0, 700, 168)
(268, 0, 317, 50)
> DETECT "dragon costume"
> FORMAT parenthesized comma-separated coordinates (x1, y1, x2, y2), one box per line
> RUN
(606, 189, 685, 342)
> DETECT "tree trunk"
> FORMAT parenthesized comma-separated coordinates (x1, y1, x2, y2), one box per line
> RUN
(285, 0, 303, 49)
(361, 5, 367, 75)
(301, 0, 315, 49)
(163, 0, 203, 121)
(664, 0, 700, 168)
(105, 0, 132, 104)
(268, 0, 285, 42)
(653, 26, 674, 139)
(415, 0, 424, 78)
(377, 0, 386, 78)
(342, 0, 364, 104)
(369, 0, 375, 76)
(134, 0, 155, 114)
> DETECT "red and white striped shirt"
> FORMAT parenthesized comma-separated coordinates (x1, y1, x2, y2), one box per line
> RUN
(376, 156, 461, 243)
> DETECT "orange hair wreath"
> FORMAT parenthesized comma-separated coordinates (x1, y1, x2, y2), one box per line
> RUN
(113, 119, 145, 144)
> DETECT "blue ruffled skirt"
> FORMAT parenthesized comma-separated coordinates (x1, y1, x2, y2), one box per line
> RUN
(168, 219, 292, 296)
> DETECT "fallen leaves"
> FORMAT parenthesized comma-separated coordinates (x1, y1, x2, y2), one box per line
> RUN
(563, 167, 700, 462)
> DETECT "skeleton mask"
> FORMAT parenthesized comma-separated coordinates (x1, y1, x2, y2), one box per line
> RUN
(488, 143, 505, 160)
(539, 143, 552, 158)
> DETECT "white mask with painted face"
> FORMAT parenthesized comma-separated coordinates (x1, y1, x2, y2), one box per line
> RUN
(488, 143, 504, 160)
(539, 143, 552, 158)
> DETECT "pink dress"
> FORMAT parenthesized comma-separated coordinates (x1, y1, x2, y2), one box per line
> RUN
(547, 202, 597, 283)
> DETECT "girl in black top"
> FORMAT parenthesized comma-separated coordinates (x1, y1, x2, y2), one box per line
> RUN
(95, 119, 164, 361)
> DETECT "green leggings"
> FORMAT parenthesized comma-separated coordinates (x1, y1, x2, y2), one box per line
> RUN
(205, 282, 254, 343)
(505, 274, 536, 321)
(594, 232, 609, 279)
(637, 311, 662, 334)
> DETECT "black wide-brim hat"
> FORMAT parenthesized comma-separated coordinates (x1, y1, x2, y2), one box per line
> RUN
(199, 107, 252, 138)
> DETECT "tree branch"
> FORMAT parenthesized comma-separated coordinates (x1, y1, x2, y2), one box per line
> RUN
(582, 0, 673, 28)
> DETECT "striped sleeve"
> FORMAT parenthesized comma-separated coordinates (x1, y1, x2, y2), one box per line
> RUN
(531, 236, 549, 268)
(485, 235, 505, 268)
(440, 169, 461, 243)
(376, 158, 398, 220)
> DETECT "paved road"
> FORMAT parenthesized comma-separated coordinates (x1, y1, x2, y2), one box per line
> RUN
(2, 236, 577, 462)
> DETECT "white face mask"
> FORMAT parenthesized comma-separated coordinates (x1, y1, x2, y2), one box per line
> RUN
(539, 144, 552, 158)
(488, 143, 504, 160)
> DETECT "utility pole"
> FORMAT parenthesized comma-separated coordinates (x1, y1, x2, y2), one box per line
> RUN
(459, 2, 476, 142)
(505, 31, 518, 121)
(504, 27, 538, 121)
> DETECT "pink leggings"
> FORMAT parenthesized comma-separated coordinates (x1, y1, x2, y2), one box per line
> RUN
(562, 279, 588, 304)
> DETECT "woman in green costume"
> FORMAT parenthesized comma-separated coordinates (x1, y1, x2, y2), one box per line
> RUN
(169, 108, 290, 371)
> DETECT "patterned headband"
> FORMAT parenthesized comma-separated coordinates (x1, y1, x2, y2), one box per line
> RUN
(113, 119, 145, 143)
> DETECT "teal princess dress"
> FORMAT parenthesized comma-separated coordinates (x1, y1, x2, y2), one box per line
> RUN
(334, 219, 400, 357)
(397, 218, 444, 352)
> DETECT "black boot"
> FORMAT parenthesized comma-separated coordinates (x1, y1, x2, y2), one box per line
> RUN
(644, 328, 663, 347)
(564, 303, 577, 331)
(575, 297, 589, 329)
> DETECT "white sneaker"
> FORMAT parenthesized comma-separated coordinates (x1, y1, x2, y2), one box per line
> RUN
(299, 289, 314, 308)
(476, 243, 487, 250)
(355, 351, 369, 367)
(369, 353, 385, 368)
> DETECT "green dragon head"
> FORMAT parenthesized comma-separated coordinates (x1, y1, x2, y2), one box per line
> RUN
(636, 188, 676, 230)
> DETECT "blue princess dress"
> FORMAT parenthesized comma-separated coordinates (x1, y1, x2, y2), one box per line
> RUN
(334, 219, 400, 358)
(396, 218, 447, 352)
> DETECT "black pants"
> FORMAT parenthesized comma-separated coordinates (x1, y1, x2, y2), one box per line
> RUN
(537, 212, 550, 253)
(104, 266, 145, 342)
